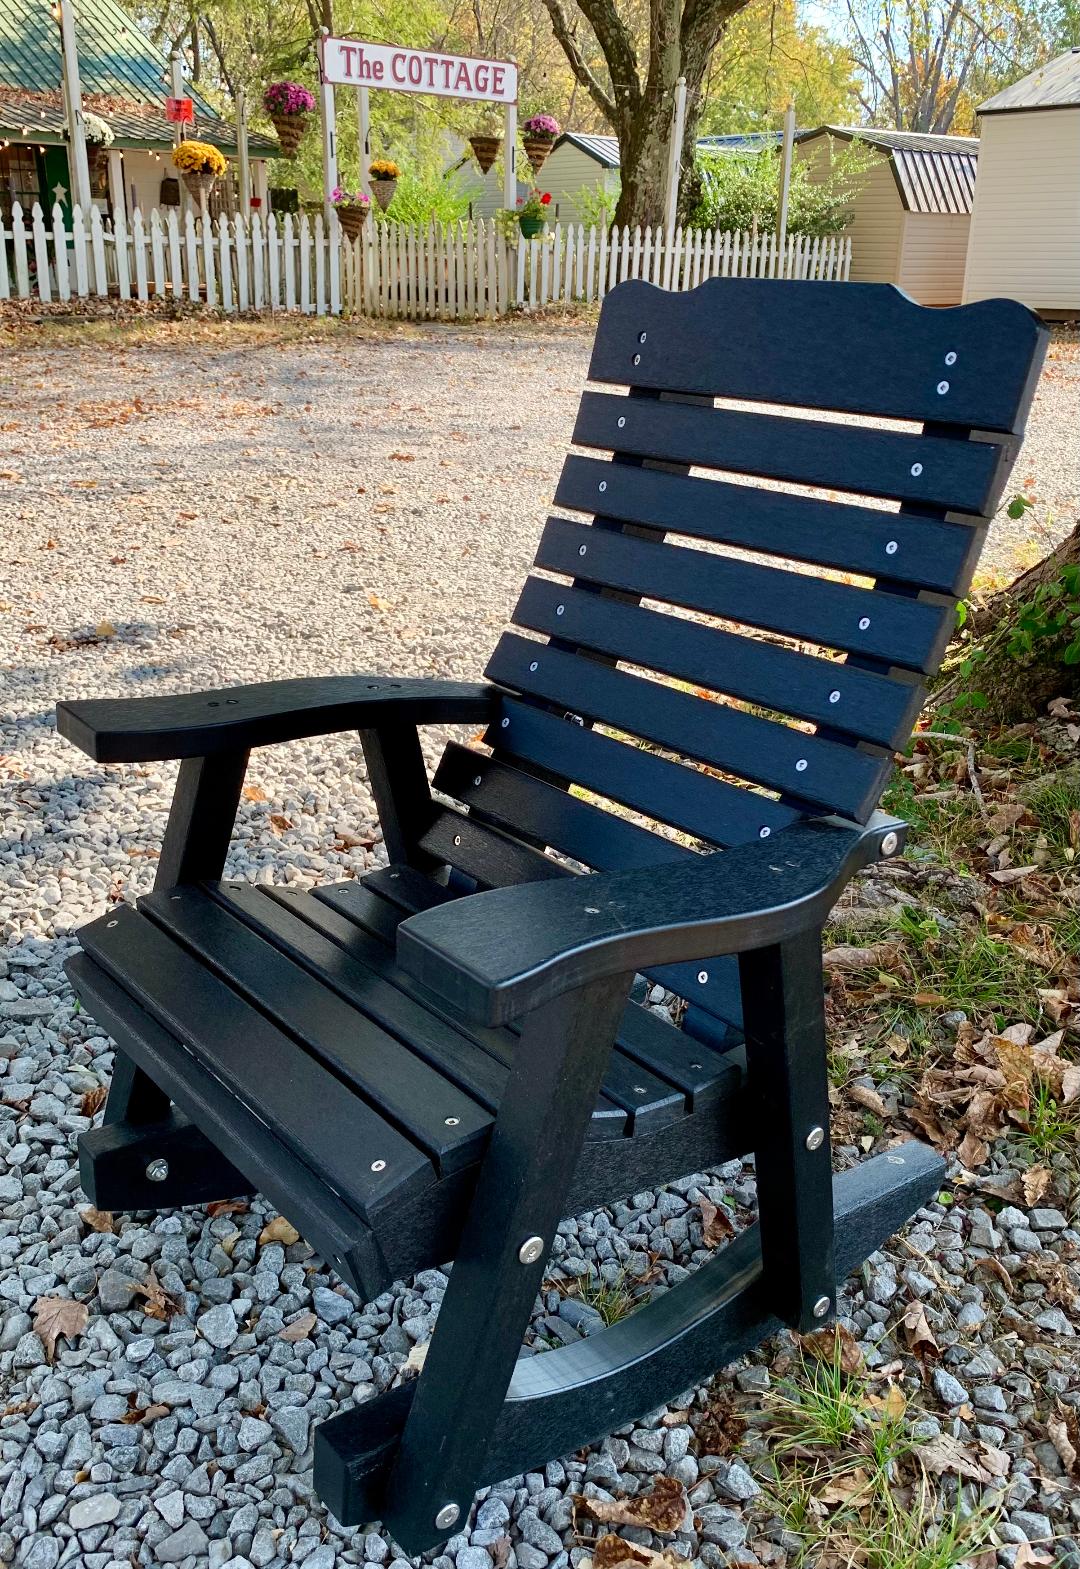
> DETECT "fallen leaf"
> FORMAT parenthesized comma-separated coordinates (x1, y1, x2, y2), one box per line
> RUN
(206, 1199, 249, 1218)
(849, 1083, 887, 1117)
(817, 1466, 870, 1505)
(699, 1197, 734, 1247)
(405, 1339, 429, 1373)
(958, 1129, 989, 1169)
(1022, 1166, 1052, 1206)
(80, 1085, 107, 1118)
(121, 1401, 169, 1424)
(94, 620, 117, 638)
(1063, 1066, 1080, 1105)
(79, 1206, 115, 1234)
(901, 1301, 939, 1358)
(259, 1215, 300, 1246)
(278, 1312, 317, 1342)
(916, 1431, 985, 1481)
(388, 451, 416, 461)
(268, 813, 293, 835)
(133, 1268, 183, 1322)
(823, 942, 902, 973)
(590, 1535, 683, 1569)
(1049, 1406, 1080, 1477)
(242, 784, 268, 802)
(799, 1323, 864, 1375)
(33, 1296, 89, 1361)
(576, 1476, 689, 1534)
(989, 865, 1039, 884)
(368, 593, 391, 611)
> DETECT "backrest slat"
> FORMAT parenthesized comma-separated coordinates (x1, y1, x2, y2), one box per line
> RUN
(534, 516, 953, 674)
(511, 578, 923, 750)
(573, 390, 1004, 514)
(554, 454, 983, 596)
(487, 633, 890, 822)
(586, 278, 1046, 431)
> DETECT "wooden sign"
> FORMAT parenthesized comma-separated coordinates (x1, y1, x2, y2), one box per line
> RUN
(320, 39, 517, 103)
(166, 97, 194, 123)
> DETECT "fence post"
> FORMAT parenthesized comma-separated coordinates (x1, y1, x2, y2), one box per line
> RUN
(113, 205, 131, 299)
(166, 209, 182, 297)
(31, 204, 51, 302)
(184, 209, 199, 302)
(89, 206, 107, 296)
(218, 214, 234, 312)
(132, 207, 148, 301)
(0, 215, 11, 300)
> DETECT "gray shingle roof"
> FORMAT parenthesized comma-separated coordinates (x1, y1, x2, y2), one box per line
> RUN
(979, 48, 1080, 114)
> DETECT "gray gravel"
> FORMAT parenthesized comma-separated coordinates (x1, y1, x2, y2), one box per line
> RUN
(1, 319, 1079, 1569)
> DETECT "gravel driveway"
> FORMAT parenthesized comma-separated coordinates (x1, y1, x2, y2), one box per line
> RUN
(0, 317, 1077, 1569)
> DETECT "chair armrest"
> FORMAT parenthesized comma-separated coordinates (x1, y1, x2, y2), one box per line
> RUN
(398, 816, 904, 1026)
(56, 677, 497, 763)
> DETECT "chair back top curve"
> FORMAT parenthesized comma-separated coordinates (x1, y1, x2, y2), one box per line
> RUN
(427, 279, 1048, 932)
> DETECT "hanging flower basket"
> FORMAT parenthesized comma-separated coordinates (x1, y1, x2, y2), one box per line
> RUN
(84, 111, 113, 183)
(369, 160, 401, 212)
(521, 114, 560, 175)
(331, 187, 371, 239)
(469, 134, 501, 174)
(264, 83, 316, 158)
(172, 140, 227, 206)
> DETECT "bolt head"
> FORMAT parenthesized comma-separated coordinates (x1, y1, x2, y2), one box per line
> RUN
(805, 1126, 825, 1151)
(812, 1295, 832, 1319)
(435, 1504, 460, 1531)
(879, 830, 900, 858)
(518, 1235, 545, 1266)
(146, 1159, 169, 1183)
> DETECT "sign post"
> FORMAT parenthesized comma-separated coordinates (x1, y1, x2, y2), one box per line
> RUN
(236, 86, 251, 220)
(317, 28, 339, 225)
(169, 53, 190, 221)
(356, 85, 371, 199)
(777, 101, 796, 275)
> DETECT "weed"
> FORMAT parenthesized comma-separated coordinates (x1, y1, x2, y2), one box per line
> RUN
(568, 1268, 638, 1327)
(1023, 1080, 1080, 1158)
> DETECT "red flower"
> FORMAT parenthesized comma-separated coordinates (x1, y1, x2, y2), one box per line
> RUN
(540, 192, 551, 204)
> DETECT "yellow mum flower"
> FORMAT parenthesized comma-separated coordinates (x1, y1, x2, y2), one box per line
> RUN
(172, 141, 227, 177)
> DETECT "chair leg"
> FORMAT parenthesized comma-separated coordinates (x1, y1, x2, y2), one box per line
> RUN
(738, 928, 836, 1332)
(376, 972, 634, 1554)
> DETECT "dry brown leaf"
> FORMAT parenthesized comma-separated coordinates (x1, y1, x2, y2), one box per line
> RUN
(80, 1085, 107, 1118)
(849, 1083, 887, 1117)
(901, 1301, 939, 1358)
(590, 1535, 683, 1569)
(79, 1206, 115, 1233)
(121, 1401, 169, 1424)
(823, 942, 902, 973)
(1022, 1165, 1052, 1206)
(278, 1312, 317, 1342)
(95, 619, 117, 638)
(1049, 1406, 1080, 1477)
(699, 1197, 734, 1247)
(817, 1466, 870, 1506)
(206, 1199, 249, 1218)
(33, 1296, 89, 1361)
(259, 1215, 300, 1246)
(957, 1129, 990, 1169)
(916, 1431, 985, 1482)
(1062, 1066, 1080, 1105)
(268, 813, 293, 835)
(133, 1268, 183, 1322)
(576, 1477, 689, 1534)
(242, 784, 268, 802)
(989, 864, 1039, 884)
(799, 1323, 864, 1375)
(972, 1255, 1015, 1294)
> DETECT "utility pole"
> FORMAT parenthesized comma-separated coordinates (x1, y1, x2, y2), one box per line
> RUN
(57, 0, 93, 215)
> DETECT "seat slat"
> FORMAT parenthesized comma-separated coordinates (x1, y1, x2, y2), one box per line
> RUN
(421, 809, 569, 888)
(586, 278, 1045, 433)
(535, 516, 952, 674)
(489, 698, 802, 847)
(574, 391, 1003, 515)
(555, 454, 983, 595)
(488, 633, 890, 823)
(512, 578, 923, 750)
(201, 882, 507, 1115)
(434, 744, 696, 871)
(298, 883, 627, 1136)
(78, 905, 435, 1216)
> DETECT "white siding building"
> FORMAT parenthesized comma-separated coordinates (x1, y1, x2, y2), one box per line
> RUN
(797, 127, 978, 305)
(963, 50, 1080, 316)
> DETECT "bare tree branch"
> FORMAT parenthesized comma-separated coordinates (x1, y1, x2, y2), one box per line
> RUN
(538, 0, 618, 119)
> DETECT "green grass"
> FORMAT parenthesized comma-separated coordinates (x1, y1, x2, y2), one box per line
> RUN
(882, 772, 983, 870)
(567, 1267, 638, 1327)
(1023, 1081, 1080, 1159)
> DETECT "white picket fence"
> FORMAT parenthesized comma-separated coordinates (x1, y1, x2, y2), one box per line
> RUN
(1, 201, 852, 320)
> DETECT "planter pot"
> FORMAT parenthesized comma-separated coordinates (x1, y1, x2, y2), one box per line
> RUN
(180, 168, 217, 204)
(336, 204, 368, 240)
(522, 133, 556, 175)
(269, 112, 310, 158)
(469, 134, 502, 174)
(519, 214, 546, 238)
(371, 177, 397, 212)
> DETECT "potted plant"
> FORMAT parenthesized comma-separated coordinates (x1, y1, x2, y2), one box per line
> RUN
(517, 188, 551, 237)
(369, 158, 400, 212)
(263, 82, 316, 158)
(172, 140, 227, 204)
(83, 111, 114, 182)
(331, 185, 370, 239)
(521, 113, 560, 175)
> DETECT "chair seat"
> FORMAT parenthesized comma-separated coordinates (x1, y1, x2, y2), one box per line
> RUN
(70, 870, 748, 1302)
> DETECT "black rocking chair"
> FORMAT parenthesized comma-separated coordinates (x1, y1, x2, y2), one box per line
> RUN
(58, 279, 1047, 1554)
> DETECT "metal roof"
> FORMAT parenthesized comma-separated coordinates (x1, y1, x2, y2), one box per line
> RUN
(553, 131, 620, 168)
(979, 48, 1080, 114)
(800, 125, 979, 215)
(557, 128, 804, 168)
(0, 0, 278, 154)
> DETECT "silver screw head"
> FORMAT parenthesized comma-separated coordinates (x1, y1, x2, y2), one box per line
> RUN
(435, 1504, 460, 1531)
(617, 415, 626, 428)
(598, 481, 607, 493)
(500, 717, 510, 728)
(795, 758, 808, 773)
(805, 1126, 825, 1151)
(937, 380, 949, 395)
(829, 690, 841, 704)
(638, 331, 647, 343)
(885, 540, 898, 555)
(758, 826, 771, 838)
(697, 970, 709, 985)
(858, 615, 871, 631)
(632, 353, 641, 366)
(529, 660, 538, 672)
(146, 1159, 169, 1183)
(812, 1295, 832, 1319)
(518, 1235, 545, 1266)
(445, 1116, 460, 1127)
(578, 544, 588, 556)
(371, 1159, 387, 1172)
(880, 830, 900, 858)
(910, 461, 923, 477)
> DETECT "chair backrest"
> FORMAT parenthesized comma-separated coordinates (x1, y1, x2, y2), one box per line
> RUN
(418, 279, 1047, 1025)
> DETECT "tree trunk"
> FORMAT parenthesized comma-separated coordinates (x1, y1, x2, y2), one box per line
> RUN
(613, 87, 675, 229)
(937, 523, 1080, 724)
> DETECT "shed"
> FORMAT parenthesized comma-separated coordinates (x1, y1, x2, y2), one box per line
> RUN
(797, 126, 977, 304)
(962, 49, 1080, 316)
(0, 0, 279, 225)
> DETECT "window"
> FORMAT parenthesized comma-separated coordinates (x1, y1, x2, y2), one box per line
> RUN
(0, 145, 42, 223)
